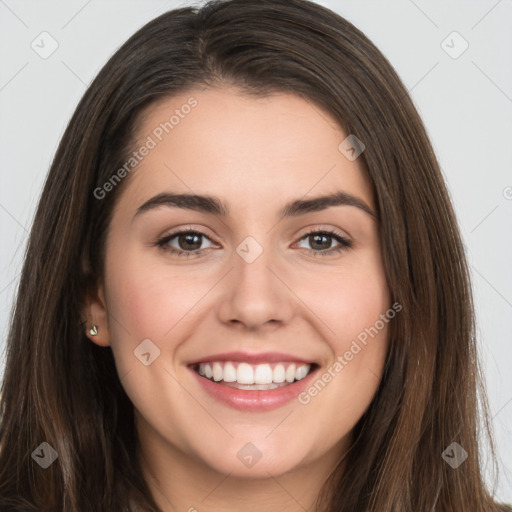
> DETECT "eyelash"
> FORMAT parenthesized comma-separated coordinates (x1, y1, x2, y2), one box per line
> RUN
(155, 227, 353, 258)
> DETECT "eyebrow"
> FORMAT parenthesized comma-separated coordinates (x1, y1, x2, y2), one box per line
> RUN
(132, 190, 376, 222)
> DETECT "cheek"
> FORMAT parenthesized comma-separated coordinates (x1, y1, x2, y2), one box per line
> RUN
(297, 285, 390, 451)
(293, 250, 390, 411)
(105, 250, 209, 340)
(296, 253, 390, 345)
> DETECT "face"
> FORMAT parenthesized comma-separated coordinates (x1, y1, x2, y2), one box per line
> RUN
(85, 85, 391, 480)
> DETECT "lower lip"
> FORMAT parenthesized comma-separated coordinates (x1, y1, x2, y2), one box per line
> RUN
(189, 365, 319, 412)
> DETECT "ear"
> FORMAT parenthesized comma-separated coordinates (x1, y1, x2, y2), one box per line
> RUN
(82, 280, 111, 347)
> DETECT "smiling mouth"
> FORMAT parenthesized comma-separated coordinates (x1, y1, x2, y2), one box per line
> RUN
(191, 361, 318, 390)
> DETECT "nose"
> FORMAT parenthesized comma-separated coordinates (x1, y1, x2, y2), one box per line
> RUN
(216, 241, 295, 331)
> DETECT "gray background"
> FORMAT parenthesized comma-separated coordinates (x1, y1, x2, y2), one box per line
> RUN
(1, 0, 511, 502)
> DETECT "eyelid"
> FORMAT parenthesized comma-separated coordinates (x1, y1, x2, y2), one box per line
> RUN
(298, 225, 351, 241)
(159, 224, 218, 242)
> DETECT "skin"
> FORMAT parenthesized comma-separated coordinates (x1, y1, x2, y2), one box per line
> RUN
(83, 85, 391, 512)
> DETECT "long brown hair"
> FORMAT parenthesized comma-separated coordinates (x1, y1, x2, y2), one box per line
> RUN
(0, 0, 508, 510)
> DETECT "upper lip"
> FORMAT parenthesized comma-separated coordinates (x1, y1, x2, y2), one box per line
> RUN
(187, 351, 316, 366)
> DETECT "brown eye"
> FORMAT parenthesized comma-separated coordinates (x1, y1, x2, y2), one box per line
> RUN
(177, 233, 203, 251)
(296, 229, 352, 255)
(156, 229, 215, 257)
(308, 233, 333, 251)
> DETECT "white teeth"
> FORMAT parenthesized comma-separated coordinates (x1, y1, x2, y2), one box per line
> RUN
(196, 361, 312, 385)
(212, 362, 223, 382)
(233, 383, 279, 390)
(285, 364, 296, 383)
(237, 363, 254, 384)
(295, 364, 309, 380)
(273, 364, 286, 383)
(254, 364, 273, 384)
(223, 362, 237, 382)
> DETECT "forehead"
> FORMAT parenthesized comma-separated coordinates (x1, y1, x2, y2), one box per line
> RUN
(117, 86, 374, 217)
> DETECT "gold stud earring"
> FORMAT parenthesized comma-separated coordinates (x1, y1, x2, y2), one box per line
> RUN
(89, 325, 99, 336)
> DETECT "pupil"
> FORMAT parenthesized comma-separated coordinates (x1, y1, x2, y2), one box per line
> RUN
(180, 233, 201, 250)
(310, 234, 330, 250)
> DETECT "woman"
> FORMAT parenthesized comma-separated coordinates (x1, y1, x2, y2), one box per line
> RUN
(0, 0, 509, 510)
